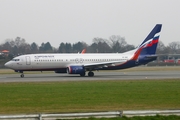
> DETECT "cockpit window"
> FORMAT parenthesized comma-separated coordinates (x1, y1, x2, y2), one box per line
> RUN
(12, 59, 20, 61)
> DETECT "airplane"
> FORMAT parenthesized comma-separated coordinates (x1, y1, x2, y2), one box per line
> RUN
(77, 49, 86, 54)
(81, 49, 86, 54)
(5, 24, 162, 78)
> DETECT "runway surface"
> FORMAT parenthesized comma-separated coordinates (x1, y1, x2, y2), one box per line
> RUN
(0, 70, 180, 82)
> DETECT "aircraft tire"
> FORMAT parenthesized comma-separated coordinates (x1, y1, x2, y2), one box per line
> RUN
(88, 71, 94, 77)
(80, 72, 86, 77)
(20, 74, 24, 78)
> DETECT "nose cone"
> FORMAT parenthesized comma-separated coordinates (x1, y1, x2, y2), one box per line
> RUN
(4, 62, 11, 68)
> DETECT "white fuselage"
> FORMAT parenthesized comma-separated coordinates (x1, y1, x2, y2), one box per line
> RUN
(5, 52, 134, 71)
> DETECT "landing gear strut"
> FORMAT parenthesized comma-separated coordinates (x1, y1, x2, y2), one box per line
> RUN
(88, 71, 94, 77)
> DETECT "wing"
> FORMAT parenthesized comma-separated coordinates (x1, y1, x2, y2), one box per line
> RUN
(83, 60, 127, 70)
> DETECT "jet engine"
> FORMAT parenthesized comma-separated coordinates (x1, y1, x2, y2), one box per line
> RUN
(67, 66, 85, 74)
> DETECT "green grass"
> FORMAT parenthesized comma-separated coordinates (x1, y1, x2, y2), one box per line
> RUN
(0, 79, 180, 114)
(71, 115, 180, 120)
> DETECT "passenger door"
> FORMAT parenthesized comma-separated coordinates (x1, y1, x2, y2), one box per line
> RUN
(26, 56, 31, 65)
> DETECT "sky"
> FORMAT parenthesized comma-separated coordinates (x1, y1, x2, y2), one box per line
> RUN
(0, 0, 180, 48)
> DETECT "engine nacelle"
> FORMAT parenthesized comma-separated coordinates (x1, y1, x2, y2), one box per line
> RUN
(67, 66, 85, 74)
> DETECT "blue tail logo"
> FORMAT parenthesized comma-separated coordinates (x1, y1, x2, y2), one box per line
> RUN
(132, 24, 162, 61)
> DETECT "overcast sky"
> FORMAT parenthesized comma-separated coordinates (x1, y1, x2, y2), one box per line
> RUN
(0, 0, 180, 48)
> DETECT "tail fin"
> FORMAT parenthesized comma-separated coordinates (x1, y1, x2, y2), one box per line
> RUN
(137, 24, 162, 55)
(131, 24, 162, 61)
(81, 49, 86, 54)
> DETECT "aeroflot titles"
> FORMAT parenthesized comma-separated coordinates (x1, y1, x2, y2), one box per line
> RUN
(34, 55, 55, 59)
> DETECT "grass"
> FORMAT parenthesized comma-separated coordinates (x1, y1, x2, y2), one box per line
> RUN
(0, 79, 180, 114)
(70, 115, 180, 120)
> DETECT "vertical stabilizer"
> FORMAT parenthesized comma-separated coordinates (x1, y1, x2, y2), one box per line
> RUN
(131, 24, 162, 61)
(138, 24, 162, 55)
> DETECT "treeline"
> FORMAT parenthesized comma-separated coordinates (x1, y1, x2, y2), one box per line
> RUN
(0, 36, 180, 59)
(0, 36, 134, 55)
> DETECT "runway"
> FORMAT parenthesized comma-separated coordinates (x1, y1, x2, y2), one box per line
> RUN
(0, 70, 180, 82)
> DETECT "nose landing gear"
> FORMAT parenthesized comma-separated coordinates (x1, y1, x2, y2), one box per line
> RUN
(19, 71, 24, 78)
(20, 73, 24, 78)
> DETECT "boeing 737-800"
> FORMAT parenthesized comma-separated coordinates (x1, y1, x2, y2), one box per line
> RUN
(5, 24, 162, 78)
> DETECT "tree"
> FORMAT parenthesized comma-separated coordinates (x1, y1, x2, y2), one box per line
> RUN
(123, 44, 135, 52)
(1, 42, 12, 51)
(31, 42, 39, 53)
(168, 41, 180, 54)
(73, 42, 87, 53)
(1, 37, 30, 55)
(156, 41, 166, 54)
(91, 38, 111, 53)
(58, 42, 66, 53)
(109, 35, 127, 53)
(39, 42, 53, 53)
(65, 43, 72, 53)
(39, 43, 45, 52)
(88, 43, 98, 53)
(44, 42, 53, 52)
(14, 37, 26, 47)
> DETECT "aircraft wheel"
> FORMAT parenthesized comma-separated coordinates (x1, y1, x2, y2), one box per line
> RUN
(80, 72, 86, 77)
(20, 74, 24, 78)
(88, 71, 94, 77)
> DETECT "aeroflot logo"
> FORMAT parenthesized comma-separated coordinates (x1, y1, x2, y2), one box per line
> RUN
(139, 36, 159, 49)
(34, 55, 54, 59)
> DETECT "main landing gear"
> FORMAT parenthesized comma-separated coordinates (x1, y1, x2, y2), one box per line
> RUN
(80, 72, 86, 77)
(88, 71, 94, 77)
(79, 71, 94, 77)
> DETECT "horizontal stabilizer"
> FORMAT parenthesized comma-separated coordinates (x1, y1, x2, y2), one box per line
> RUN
(145, 55, 157, 58)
